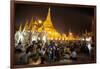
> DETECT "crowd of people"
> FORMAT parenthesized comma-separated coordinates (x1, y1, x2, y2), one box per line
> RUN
(14, 40, 95, 65)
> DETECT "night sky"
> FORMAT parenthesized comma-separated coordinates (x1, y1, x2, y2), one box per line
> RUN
(15, 3, 94, 35)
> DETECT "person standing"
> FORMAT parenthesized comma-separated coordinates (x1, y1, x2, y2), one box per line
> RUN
(70, 50, 77, 60)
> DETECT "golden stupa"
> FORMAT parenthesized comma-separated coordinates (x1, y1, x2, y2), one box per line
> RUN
(37, 8, 61, 40)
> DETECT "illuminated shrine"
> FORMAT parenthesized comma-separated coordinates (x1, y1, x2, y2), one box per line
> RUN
(15, 8, 80, 45)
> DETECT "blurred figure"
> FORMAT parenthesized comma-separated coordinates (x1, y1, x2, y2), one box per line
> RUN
(15, 48, 28, 65)
(55, 46, 60, 61)
(80, 42, 89, 56)
(87, 42, 92, 56)
(64, 48, 71, 59)
(48, 48, 53, 63)
(15, 42, 25, 52)
(70, 50, 77, 60)
(28, 46, 41, 65)
(40, 48, 46, 64)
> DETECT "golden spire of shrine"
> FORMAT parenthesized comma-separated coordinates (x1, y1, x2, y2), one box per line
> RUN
(43, 8, 54, 29)
(19, 23, 22, 32)
(29, 17, 34, 30)
(42, 8, 61, 40)
(23, 20, 29, 32)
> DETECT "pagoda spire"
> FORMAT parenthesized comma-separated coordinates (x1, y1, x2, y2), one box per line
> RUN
(68, 28, 73, 36)
(19, 23, 22, 32)
(29, 16, 34, 30)
(85, 29, 87, 34)
(46, 8, 51, 21)
(43, 8, 54, 28)
(68, 28, 71, 33)
(23, 20, 29, 32)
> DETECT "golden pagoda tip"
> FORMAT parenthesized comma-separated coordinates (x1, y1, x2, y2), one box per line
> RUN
(48, 8, 51, 12)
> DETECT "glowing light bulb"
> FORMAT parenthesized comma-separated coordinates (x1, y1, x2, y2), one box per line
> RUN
(38, 20, 42, 24)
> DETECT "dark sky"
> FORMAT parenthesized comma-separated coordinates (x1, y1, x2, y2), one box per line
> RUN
(15, 3, 94, 35)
